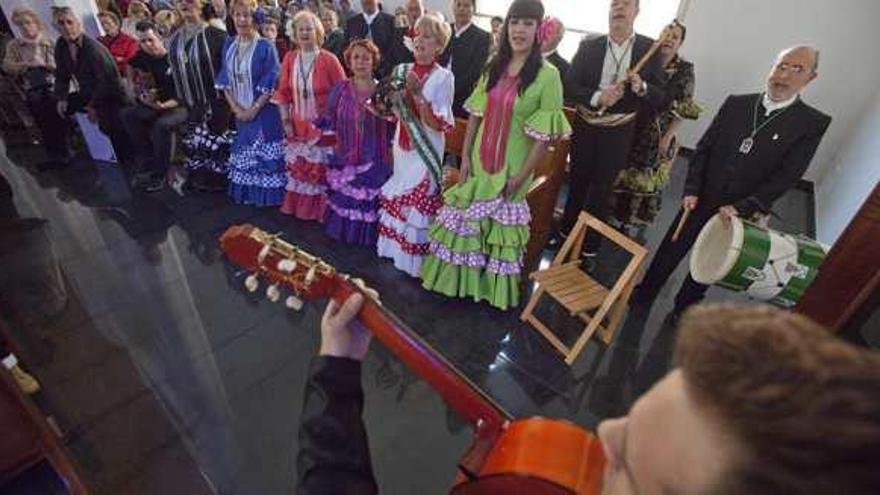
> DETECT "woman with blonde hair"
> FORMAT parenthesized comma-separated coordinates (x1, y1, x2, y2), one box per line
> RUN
(376, 14, 454, 277)
(122, 1, 152, 36)
(273, 10, 345, 220)
(2, 8, 70, 168)
(216, 0, 287, 205)
(154, 9, 181, 38)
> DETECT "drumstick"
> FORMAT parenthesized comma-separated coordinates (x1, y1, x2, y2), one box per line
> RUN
(672, 207, 691, 242)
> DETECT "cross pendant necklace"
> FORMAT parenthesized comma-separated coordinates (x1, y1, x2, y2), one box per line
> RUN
(740, 94, 792, 154)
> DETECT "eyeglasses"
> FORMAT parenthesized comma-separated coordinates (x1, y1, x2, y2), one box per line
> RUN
(774, 62, 809, 74)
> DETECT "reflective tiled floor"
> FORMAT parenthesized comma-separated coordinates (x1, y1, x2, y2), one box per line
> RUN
(0, 141, 812, 494)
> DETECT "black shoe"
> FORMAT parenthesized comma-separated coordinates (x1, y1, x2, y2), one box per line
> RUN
(547, 231, 568, 248)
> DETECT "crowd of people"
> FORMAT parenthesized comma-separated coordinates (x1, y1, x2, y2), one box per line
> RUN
(1, 0, 830, 320)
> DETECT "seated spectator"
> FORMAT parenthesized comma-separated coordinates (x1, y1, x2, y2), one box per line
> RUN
(122, 1, 152, 35)
(53, 6, 133, 163)
(320, 7, 344, 59)
(489, 15, 502, 55)
(337, 0, 356, 23)
(261, 16, 290, 59)
(121, 21, 189, 192)
(97, 0, 124, 19)
(3, 8, 71, 169)
(97, 11, 140, 74)
(154, 9, 180, 38)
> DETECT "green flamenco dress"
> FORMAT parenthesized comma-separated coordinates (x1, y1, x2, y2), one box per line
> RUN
(421, 63, 571, 310)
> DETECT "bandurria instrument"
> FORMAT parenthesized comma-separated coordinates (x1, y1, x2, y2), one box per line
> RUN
(577, 21, 680, 128)
(220, 224, 606, 495)
(690, 214, 827, 307)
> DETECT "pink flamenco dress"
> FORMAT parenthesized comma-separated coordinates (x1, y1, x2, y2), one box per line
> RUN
(272, 48, 345, 220)
(376, 61, 455, 277)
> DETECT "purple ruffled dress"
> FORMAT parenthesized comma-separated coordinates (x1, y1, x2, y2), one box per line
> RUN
(316, 80, 393, 245)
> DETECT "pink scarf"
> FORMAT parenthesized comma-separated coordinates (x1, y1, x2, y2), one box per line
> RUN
(479, 73, 519, 174)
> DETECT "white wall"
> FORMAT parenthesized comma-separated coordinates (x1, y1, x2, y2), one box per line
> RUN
(814, 87, 880, 244)
(678, 0, 880, 182)
(2, 0, 102, 38)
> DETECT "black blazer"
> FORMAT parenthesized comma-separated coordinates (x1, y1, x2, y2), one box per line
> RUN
(344, 12, 397, 78)
(439, 23, 492, 118)
(54, 35, 124, 108)
(545, 51, 571, 81)
(685, 93, 832, 216)
(565, 34, 666, 114)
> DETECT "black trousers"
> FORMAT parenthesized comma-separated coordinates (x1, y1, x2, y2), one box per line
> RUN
(24, 88, 70, 162)
(121, 104, 189, 175)
(68, 93, 134, 163)
(560, 118, 637, 238)
(639, 206, 716, 312)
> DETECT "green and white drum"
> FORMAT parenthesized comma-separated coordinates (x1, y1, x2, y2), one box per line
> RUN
(690, 214, 827, 308)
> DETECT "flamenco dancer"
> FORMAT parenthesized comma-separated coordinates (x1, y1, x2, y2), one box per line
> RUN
(421, 0, 571, 310)
(169, 0, 232, 192)
(216, 0, 287, 206)
(274, 11, 346, 220)
(376, 15, 454, 277)
(317, 40, 393, 245)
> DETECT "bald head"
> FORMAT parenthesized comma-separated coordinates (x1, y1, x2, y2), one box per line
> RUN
(777, 45, 820, 73)
(766, 45, 819, 102)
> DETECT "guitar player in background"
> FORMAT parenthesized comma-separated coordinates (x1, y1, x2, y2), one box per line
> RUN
(295, 294, 880, 494)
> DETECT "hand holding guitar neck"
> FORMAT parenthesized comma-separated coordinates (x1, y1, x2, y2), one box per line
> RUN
(320, 293, 371, 360)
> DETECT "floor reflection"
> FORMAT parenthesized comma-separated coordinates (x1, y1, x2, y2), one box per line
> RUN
(0, 140, 814, 493)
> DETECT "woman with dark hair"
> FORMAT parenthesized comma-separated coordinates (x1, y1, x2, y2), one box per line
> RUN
(612, 20, 699, 227)
(421, 0, 570, 310)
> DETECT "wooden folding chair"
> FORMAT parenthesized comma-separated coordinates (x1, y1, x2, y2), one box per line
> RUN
(520, 212, 648, 365)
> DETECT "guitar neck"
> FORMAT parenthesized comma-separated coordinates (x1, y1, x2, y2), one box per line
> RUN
(332, 282, 512, 432)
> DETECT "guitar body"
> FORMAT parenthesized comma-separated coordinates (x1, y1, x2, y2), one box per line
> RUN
(452, 418, 605, 495)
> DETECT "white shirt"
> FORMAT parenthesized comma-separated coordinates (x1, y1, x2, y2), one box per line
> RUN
(363, 10, 379, 26)
(763, 93, 798, 116)
(454, 22, 473, 38)
(590, 33, 636, 107)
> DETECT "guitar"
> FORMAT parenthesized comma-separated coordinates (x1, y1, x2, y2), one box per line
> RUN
(220, 224, 606, 494)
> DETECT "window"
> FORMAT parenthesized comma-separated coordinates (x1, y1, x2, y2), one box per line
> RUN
(475, 0, 683, 60)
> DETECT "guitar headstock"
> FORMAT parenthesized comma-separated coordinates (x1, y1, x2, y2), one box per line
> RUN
(219, 224, 381, 311)
(219, 224, 340, 310)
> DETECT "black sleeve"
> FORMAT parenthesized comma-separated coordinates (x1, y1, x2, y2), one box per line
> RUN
(685, 96, 731, 197)
(733, 114, 831, 216)
(53, 42, 71, 101)
(564, 40, 598, 107)
(90, 41, 123, 107)
(296, 357, 378, 495)
(640, 44, 667, 112)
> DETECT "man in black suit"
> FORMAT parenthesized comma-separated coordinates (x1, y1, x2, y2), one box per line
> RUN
(633, 46, 832, 320)
(541, 17, 570, 81)
(391, 0, 423, 65)
(560, 0, 666, 253)
(52, 6, 133, 163)
(343, 0, 397, 78)
(439, 0, 492, 118)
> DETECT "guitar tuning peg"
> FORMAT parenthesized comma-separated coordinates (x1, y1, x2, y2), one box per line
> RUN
(278, 258, 297, 273)
(285, 295, 304, 311)
(245, 274, 259, 292)
(266, 284, 281, 303)
(257, 244, 272, 264)
(305, 266, 317, 285)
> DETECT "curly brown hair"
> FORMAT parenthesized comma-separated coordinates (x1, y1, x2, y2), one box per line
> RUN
(676, 304, 880, 495)
(343, 39, 381, 71)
